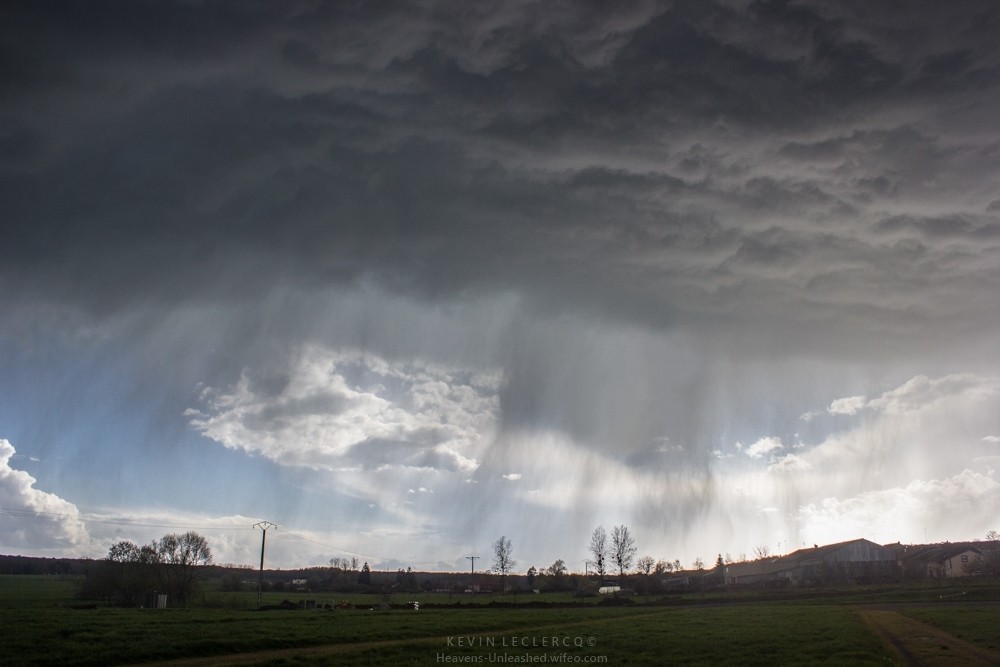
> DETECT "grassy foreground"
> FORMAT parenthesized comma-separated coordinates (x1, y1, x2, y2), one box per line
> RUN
(8, 575, 998, 665)
(896, 606, 1000, 653)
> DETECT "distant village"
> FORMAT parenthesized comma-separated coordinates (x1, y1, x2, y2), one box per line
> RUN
(688, 537, 999, 590)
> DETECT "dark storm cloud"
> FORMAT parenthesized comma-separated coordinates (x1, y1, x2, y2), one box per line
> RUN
(876, 214, 1000, 241)
(3, 0, 1000, 349)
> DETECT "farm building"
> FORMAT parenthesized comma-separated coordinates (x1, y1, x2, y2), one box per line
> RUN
(896, 543, 988, 579)
(724, 538, 898, 586)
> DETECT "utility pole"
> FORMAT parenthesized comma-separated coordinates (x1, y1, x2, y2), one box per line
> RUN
(466, 555, 479, 592)
(254, 521, 277, 607)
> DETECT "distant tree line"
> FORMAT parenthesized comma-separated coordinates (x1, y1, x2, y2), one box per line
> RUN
(0, 555, 87, 576)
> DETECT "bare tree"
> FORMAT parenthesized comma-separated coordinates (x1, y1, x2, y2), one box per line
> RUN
(492, 535, 516, 592)
(987, 530, 999, 542)
(653, 559, 672, 575)
(100, 540, 159, 606)
(636, 555, 655, 575)
(543, 559, 567, 590)
(330, 556, 357, 585)
(157, 531, 213, 607)
(692, 556, 705, 570)
(108, 540, 141, 563)
(546, 559, 567, 577)
(753, 545, 771, 560)
(610, 525, 637, 576)
(588, 526, 609, 577)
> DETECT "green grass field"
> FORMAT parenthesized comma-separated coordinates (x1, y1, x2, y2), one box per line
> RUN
(896, 606, 1000, 653)
(3, 575, 999, 666)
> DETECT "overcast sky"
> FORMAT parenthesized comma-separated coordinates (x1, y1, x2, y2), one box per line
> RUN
(2, 0, 1000, 572)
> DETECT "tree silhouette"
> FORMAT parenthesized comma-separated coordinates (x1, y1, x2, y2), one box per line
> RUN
(611, 525, 637, 576)
(492, 535, 516, 592)
(157, 531, 212, 607)
(589, 526, 609, 577)
(636, 555, 655, 575)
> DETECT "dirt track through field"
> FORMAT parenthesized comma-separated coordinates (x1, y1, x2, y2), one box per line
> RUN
(857, 609, 1000, 666)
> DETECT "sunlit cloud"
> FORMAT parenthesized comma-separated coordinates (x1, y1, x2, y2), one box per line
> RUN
(189, 346, 500, 480)
(828, 395, 866, 416)
(797, 469, 1000, 545)
(866, 374, 999, 417)
(0, 439, 91, 553)
(745, 437, 784, 459)
(768, 454, 811, 472)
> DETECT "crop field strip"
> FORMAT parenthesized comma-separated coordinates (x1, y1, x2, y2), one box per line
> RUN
(6, 576, 1000, 666)
(139, 608, 673, 666)
(2, 604, 891, 666)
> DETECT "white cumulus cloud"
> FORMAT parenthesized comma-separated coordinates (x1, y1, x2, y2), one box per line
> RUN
(866, 374, 1000, 417)
(768, 454, 811, 472)
(828, 395, 867, 416)
(190, 346, 500, 475)
(746, 436, 784, 459)
(0, 439, 91, 553)
(797, 469, 1000, 545)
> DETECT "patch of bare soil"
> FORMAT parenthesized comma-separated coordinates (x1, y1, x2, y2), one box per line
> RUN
(857, 609, 1000, 666)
